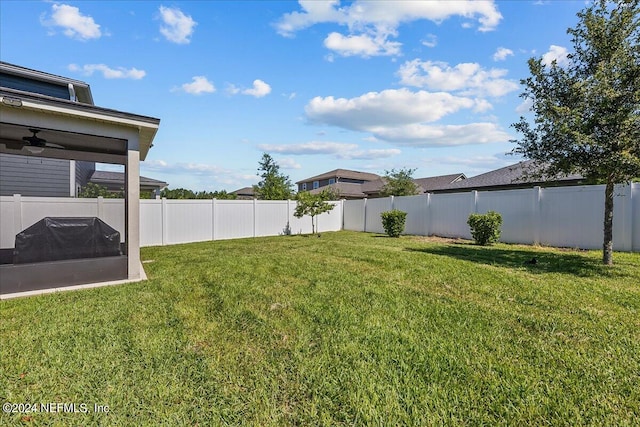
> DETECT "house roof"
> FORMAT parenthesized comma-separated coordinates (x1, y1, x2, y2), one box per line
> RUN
(308, 182, 367, 198)
(296, 169, 380, 184)
(90, 171, 168, 190)
(361, 173, 467, 195)
(1, 61, 93, 104)
(232, 186, 255, 196)
(434, 160, 585, 193)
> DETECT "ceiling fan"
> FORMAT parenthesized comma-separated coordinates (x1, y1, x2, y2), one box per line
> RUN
(2, 128, 65, 153)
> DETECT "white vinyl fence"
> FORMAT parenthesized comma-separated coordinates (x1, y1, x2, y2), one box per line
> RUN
(344, 183, 640, 252)
(0, 196, 343, 249)
(1, 183, 638, 252)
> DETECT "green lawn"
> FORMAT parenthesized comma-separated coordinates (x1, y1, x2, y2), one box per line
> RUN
(1, 231, 639, 426)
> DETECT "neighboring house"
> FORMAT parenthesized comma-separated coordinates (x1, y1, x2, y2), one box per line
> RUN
(89, 170, 168, 198)
(432, 160, 586, 193)
(297, 169, 381, 199)
(361, 173, 467, 198)
(231, 186, 256, 200)
(297, 168, 470, 199)
(0, 61, 166, 197)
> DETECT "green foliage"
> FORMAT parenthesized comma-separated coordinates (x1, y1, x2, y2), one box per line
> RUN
(78, 182, 122, 198)
(160, 188, 237, 199)
(467, 211, 503, 246)
(294, 189, 336, 234)
(254, 153, 293, 200)
(381, 209, 407, 237)
(380, 168, 419, 197)
(511, 0, 639, 264)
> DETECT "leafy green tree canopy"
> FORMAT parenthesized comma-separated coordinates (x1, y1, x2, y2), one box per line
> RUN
(511, 0, 639, 265)
(253, 153, 294, 200)
(78, 183, 122, 198)
(294, 189, 337, 234)
(380, 168, 419, 197)
(160, 188, 237, 199)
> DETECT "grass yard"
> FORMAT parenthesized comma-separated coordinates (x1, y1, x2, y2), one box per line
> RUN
(1, 231, 639, 426)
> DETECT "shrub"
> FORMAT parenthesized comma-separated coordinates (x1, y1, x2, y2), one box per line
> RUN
(381, 209, 407, 238)
(467, 211, 503, 246)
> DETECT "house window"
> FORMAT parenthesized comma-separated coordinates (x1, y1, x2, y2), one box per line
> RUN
(313, 181, 319, 189)
(302, 183, 307, 191)
(328, 178, 335, 185)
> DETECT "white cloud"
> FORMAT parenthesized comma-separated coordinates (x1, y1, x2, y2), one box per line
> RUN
(142, 160, 258, 188)
(258, 141, 400, 160)
(542, 45, 570, 67)
(493, 47, 514, 61)
(177, 76, 216, 95)
(68, 64, 146, 79)
(397, 59, 519, 98)
(259, 141, 359, 155)
(242, 80, 272, 98)
(422, 34, 437, 48)
(275, 0, 502, 57)
(276, 0, 502, 36)
(306, 89, 476, 130)
(158, 6, 196, 44)
(372, 123, 511, 147)
(42, 4, 102, 40)
(515, 98, 533, 114)
(324, 31, 401, 57)
(276, 158, 302, 169)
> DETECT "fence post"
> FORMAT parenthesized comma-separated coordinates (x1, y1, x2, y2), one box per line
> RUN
(424, 193, 430, 236)
(363, 198, 368, 232)
(617, 184, 633, 252)
(390, 195, 395, 210)
(13, 194, 22, 237)
(212, 198, 217, 241)
(97, 196, 104, 220)
(472, 190, 478, 213)
(532, 186, 541, 245)
(161, 197, 168, 246)
(253, 198, 257, 238)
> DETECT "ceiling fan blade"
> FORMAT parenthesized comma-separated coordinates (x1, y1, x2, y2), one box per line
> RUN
(44, 142, 65, 149)
(2, 141, 26, 150)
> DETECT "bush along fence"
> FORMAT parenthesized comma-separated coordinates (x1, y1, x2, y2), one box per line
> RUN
(0, 197, 343, 249)
(343, 183, 639, 252)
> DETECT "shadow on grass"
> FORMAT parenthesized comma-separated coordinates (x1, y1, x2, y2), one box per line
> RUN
(406, 243, 621, 278)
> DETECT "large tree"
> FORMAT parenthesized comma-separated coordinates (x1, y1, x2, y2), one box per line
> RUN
(253, 153, 294, 200)
(512, 0, 639, 265)
(380, 168, 420, 197)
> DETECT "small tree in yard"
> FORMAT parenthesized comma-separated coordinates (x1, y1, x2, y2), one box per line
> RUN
(381, 209, 407, 238)
(511, 0, 640, 264)
(467, 211, 503, 246)
(294, 189, 336, 234)
(380, 168, 419, 197)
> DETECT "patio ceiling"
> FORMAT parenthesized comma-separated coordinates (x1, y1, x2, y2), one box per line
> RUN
(0, 87, 159, 164)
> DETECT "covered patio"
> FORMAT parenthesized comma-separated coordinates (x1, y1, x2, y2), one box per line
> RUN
(0, 86, 160, 296)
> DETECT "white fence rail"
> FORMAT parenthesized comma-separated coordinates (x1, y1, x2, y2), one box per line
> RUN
(344, 183, 639, 252)
(0, 197, 343, 249)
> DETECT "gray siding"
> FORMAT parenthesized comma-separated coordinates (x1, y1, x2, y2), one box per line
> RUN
(75, 161, 95, 188)
(0, 154, 71, 197)
(0, 72, 70, 100)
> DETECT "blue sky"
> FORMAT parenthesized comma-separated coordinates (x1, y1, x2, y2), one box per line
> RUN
(0, 1, 586, 191)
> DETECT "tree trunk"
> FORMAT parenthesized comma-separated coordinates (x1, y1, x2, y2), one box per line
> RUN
(602, 180, 614, 265)
(311, 215, 316, 234)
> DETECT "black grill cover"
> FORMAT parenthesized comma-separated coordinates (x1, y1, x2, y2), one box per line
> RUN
(14, 217, 121, 264)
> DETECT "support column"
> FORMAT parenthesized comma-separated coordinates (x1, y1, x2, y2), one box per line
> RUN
(126, 150, 141, 280)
